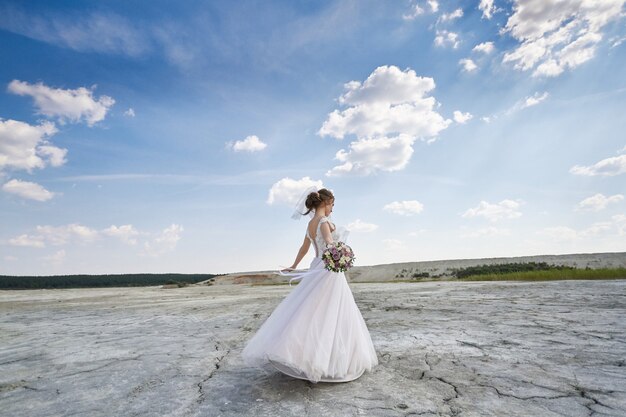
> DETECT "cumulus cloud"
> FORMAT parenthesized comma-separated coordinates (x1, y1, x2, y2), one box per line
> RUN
(346, 219, 379, 233)
(462, 199, 522, 222)
(453, 111, 473, 124)
(228, 135, 267, 152)
(459, 58, 478, 72)
(522, 92, 549, 108)
(7, 223, 182, 256)
(439, 8, 463, 23)
(43, 249, 66, 265)
(35, 224, 99, 246)
(143, 224, 183, 256)
(538, 220, 618, 241)
(576, 193, 624, 211)
(428, 0, 439, 13)
(570, 154, 626, 177)
(473, 41, 495, 54)
(538, 226, 580, 241)
(383, 238, 404, 251)
(478, 0, 497, 19)
(0, 119, 64, 173)
(383, 200, 424, 216)
(102, 224, 140, 245)
(614, 214, 626, 235)
(8, 234, 45, 248)
(502, 0, 625, 78)
(124, 108, 135, 117)
(2, 179, 55, 201)
(326, 135, 416, 177)
(267, 176, 324, 205)
(319, 66, 451, 176)
(8, 80, 115, 126)
(434, 30, 460, 48)
(402, 4, 425, 20)
(502, 92, 549, 116)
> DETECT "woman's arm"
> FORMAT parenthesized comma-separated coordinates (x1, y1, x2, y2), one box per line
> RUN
(285, 235, 311, 270)
(320, 221, 334, 246)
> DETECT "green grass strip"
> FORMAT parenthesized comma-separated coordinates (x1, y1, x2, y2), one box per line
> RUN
(458, 268, 626, 281)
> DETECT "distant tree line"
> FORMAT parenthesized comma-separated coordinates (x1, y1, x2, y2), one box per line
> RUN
(453, 262, 574, 279)
(0, 273, 218, 290)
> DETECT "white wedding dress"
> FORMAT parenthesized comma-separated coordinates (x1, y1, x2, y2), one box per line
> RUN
(241, 216, 378, 383)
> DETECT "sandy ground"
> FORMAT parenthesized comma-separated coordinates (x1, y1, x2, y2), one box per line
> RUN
(1, 280, 625, 416)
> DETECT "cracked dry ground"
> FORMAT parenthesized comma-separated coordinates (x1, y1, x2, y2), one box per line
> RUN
(1, 280, 625, 417)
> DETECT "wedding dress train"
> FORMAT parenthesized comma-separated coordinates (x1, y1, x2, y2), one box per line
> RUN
(241, 216, 378, 383)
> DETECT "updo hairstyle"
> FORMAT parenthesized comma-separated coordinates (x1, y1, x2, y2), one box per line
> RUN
(303, 188, 334, 216)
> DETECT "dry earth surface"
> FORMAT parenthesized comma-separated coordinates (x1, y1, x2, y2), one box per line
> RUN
(1, 279, 625, 416)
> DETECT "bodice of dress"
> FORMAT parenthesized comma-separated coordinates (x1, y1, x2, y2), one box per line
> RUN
(307, 216, 339, 258)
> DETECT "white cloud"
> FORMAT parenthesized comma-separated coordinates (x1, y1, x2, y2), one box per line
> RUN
(434, 30, 460, 48)
(383, 200, 424, 216)
(4, 255, 18, 261)
(459, 58, 478, 72)
(570, 154, 626, 177)
(228, 135, 267, 152)
(8, 223, 183, 255)
(346, 219, 379, 233)
(522, 92, 549, 108)
(102, 224, 140, 245)
(460, 226, 511, 238)
(267, 176, 324, 205)
(383, 238, 404, 251)
(473, 41, 495, 54)
(124, 108, 135, 117)
(326, 135, 416, 177)
(35, 224, 99, 246)
(143, 224, 183, 256)
(439, 8, 463, 23)
(453, 110, 473, 124)
(8, 234, 45, 248)
(428, 0, 439, 12)
(576, 193, 624, 212)
(2, 179, 55, 201)
(613, 214, 626, 235)
(478, 0, 497, 19)
(0, 119, 63, 173)
(462, 199, 522, 222)
(8, 80, 115, 126)
(580, 222, 613, 237)
(502, 0, 625, 78)
(43, 249, 66, 265)
(403, 4, 425, 20)
(0, 10, 150, 57)
(538, 226, 579, 242)
(319, 66, 451, 176)
(538, 220, 616, 241)
(37, 145, 67, 167)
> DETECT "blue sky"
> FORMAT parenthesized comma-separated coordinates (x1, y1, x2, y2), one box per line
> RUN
(1, 0, 625, 275)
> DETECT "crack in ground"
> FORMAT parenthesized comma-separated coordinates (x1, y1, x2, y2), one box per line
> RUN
(476, 383, 572, 401)
(196, 346, 231, 404)
(57, 355, 143, 378)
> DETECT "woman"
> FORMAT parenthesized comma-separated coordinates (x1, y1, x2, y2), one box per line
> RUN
(241, 188, 378, 383)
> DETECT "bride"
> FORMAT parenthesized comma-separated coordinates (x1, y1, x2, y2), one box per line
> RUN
(241, 188, 378, 383)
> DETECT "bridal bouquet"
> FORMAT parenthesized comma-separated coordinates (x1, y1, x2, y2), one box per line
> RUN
(322, 241, 355, 273)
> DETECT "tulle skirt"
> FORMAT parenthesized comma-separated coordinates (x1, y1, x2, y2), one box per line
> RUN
(241, 257, 378, 383)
